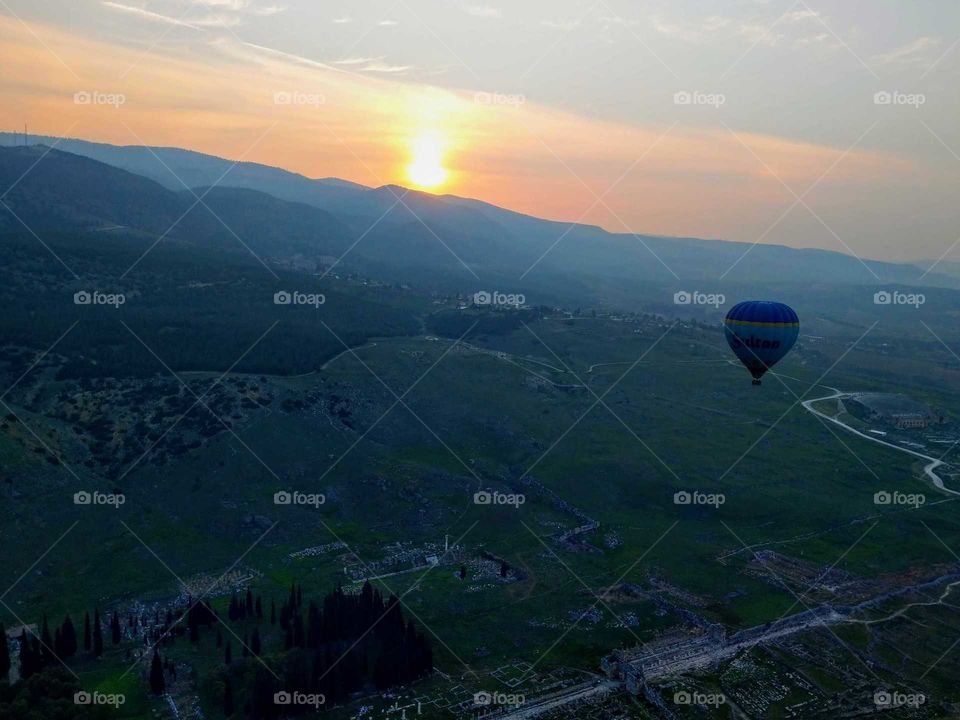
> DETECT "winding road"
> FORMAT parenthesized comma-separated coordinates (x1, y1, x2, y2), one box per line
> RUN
(800, 388, 957, 496)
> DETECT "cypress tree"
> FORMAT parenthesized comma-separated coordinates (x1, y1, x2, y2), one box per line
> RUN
(40, 615, 53, 667)
(224, 639, 232, 665)
(149, 649, 165, 694)
(223, 676, 234, 717)
(270, 600, 276, 625)
(0, 623, 10, 681)
(83, 612, 91, 652)
(93, 609, 104, 657)
(255, 596, 263, 619)
(251, 627, 261, 657)
(110, 611, 121, 645)
(60, 615, 77, 657)
(18, 630, 36, 680)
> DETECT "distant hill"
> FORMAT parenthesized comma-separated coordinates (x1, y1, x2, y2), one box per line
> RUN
(1, 135, 956, 316)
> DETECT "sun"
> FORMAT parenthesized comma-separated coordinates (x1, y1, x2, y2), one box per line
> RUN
(407, 134, 449, 190)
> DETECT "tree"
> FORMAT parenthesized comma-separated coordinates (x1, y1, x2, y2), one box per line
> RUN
(149, 649, 166, 694)
(93, 608, 104, 657)
(251, 627, 261, 657)
(59, 615, 77, 658)
(0, 623, 10, 682)
(18, 630, 38, 681)
(110, 610, 121, 645)
(83, 612, 91, 653)
(39, 616, 53, 667)
(224, 640, 232, 665)
(270, 600, 276, 625)
(223, 676, 235, 717)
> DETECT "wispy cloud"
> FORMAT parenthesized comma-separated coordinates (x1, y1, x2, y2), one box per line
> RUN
(464, 5, 501, 19)
(331, 16, 351, 24)
(101, 1, 202, 29)
(359, 62, 410, 74)
(333, 56, 383, 66)
(378, 19, 399, 27)
(872, 36, 941, 67)
(541, 18, 579, 32)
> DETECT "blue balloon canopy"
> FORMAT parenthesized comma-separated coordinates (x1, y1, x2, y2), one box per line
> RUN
(724, 301, 800, 385)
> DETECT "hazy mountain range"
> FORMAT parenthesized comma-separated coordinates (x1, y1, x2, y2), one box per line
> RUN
(0, 132, 953, 315)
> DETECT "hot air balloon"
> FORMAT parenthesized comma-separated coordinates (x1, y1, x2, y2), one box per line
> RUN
(724, 301, 799, 385)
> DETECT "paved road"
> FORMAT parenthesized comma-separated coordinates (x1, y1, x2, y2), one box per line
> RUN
(801, 389, 958, 495)
(492, 680, 620, 719)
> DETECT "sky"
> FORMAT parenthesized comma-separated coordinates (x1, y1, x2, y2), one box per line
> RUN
(0, 0, 958, 264)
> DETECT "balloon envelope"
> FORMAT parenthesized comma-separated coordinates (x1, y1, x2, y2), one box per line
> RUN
(724, 301, 799, 383)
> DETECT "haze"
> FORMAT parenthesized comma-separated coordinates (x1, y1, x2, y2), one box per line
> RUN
(1, 0, 958, 264)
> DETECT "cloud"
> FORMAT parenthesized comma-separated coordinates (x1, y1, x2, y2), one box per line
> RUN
(191, 0, 247, 8)
(101, 1, 203, 29)
(333, 57, 383, 66)
(331, 16, 351, 24)
(541, 18, 579, 32)
(358, 62, 410, 74)
(378, 20, 399, 27)
(464, 5, 501, 19)
(872, 36, 941, 68)
(251, 4, 286, 16)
